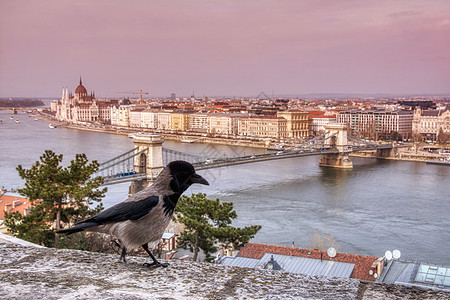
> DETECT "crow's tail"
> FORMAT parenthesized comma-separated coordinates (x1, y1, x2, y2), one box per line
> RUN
(57, 222, 100, 235)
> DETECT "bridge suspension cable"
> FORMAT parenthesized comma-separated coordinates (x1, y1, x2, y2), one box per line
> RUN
(347, 134, 379, 147)
(162, 147, 216, 166)
(283, 131, 336, 152)
(94, 147, 148, 178)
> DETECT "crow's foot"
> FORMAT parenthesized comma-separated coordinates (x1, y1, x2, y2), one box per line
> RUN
(143, 262, 169, 268)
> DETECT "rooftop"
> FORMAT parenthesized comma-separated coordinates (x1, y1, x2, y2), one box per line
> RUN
(0, 192, 33, 220)
(237, 243, 379, 281)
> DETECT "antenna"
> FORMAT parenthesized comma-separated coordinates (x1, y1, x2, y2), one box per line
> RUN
(392, 249, 401, 259)
(385, 250, 393, 260)
(327, 247, 337, 258)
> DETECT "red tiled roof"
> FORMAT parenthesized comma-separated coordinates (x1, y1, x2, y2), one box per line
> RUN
(308, 111, 325, 116)
(237, 243, 378, 281)
(311, 115, 336, 119)
(0, 194, 34, 219)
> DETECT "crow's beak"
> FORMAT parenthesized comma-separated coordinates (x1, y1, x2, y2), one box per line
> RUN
(190, 173, 209, 185)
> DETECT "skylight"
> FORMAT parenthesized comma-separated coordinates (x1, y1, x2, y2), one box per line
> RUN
(415, 264, 450, 287)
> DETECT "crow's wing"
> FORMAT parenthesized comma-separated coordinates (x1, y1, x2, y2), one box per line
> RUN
(77, 195, 160, 225)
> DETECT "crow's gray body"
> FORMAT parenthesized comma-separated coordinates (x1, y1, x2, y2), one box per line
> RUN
(91, 195, 172, 250)
(58, 161, 209, 266)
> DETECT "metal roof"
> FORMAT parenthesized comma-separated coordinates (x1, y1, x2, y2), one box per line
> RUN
(161, 232, 175, 239)
(258, 253, 355, 278)
(380, 260, 410, 284)
(220, 253, 355, 279)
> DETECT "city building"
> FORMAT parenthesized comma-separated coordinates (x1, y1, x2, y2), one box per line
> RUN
(111, 104, 132, 127)
(170, 111, 192, 131)
(129, 109, 144, 128)
(208, 113, 239, 136)
(337, 110, 414, 140)
(52, 78, 113, 124)
(238, 115, 287, 139)
(189, 113, 209, 133)
(308, 111, 336, 136)
(276, 110, 309, 139)
(157, 111, 171, 131)
(412, 108, 450, 142)
(141, 109, 159, 129)
(0, 192, 34, 233)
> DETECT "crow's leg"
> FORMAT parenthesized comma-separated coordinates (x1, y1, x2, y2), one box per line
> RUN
(120, 247, 127, 263)
(142, 243, 168, 268)
(112, 239, 127, 263)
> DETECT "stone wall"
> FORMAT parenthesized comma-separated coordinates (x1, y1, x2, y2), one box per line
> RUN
(0, 237, 447, 299)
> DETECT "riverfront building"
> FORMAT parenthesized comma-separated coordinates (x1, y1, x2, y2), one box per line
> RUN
(189, 113, 209, 133)
(208, 113, 239, 136)
(276, 110, 309, 138)
(52, 78, 114, 124)
(111, 105, 132, 127)
(309, 111, 336, 136)
(337, 110, 414, 140)
(170, 111, 192, 131)
(238, 115, 287, 139)
(412, 108, 450, 142)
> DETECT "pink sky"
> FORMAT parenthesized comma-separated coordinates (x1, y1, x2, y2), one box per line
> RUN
(1, 0, 449, 98)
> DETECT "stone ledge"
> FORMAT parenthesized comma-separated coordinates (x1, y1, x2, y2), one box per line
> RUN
(0, 241, 448, 299)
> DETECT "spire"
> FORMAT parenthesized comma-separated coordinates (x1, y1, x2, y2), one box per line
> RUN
(79, 76, 82, 86)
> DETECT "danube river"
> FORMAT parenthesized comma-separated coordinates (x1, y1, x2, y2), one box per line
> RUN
(1, 109, 449, 265)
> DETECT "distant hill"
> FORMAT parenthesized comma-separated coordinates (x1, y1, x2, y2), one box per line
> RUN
(0, 98, 45, 107)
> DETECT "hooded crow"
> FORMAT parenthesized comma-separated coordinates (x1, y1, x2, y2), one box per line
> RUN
(58, 160, 209, 267)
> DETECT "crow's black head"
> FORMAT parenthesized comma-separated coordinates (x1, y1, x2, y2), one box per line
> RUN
(167, 160, 209, 194)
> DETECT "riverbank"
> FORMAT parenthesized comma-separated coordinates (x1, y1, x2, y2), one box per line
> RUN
(350, 147, 447, 163)
(34, 111, 270, 148)
(34, 111, 449, 163)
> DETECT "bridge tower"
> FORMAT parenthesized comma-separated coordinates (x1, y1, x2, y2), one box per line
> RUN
(129, 134, 164, 194)
(319, 123, 353, 169)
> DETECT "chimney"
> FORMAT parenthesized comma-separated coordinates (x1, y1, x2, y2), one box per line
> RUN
(24, 207, 31, 216)
(4, 203, 12, 213)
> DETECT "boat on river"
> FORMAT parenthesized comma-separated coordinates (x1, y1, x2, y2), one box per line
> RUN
(49, 124, 57, 129)
(268, 143, 286, 151)
(426, 159, 450, 166)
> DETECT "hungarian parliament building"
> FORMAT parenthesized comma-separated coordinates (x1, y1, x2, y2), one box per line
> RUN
(51, 78, 117, 123)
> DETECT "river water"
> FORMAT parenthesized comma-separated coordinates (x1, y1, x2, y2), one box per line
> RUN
(1, 109, 449, 265)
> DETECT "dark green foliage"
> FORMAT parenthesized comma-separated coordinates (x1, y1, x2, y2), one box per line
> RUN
(391, 131, 399, 141)
(5, 150, 106, 248)
(437, 128, 449, 145)
(175, 193, 261, 262)
(58, 232, 117, 254)
(5, 209, 55, 247)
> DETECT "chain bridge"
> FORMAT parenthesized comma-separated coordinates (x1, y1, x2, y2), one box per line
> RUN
(93, 124, 393, 188)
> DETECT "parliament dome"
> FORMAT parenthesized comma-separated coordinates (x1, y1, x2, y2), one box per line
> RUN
(75, 77, 88, 96)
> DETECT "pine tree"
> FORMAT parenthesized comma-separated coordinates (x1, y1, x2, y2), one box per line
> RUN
(7, 150, 106, 248)
(175, 193, 261, 262)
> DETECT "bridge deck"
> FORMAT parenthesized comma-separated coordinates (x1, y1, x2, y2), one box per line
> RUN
(98, 133, 393, 185)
